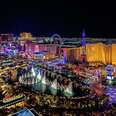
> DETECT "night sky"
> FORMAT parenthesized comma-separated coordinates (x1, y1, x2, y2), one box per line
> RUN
(0, 1, 116, 38)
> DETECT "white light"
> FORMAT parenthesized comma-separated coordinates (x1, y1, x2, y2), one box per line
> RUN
(107, 76, 114, 80)
(37, 71, 41, 81)
(41, 74, 46, 92)
(51, 79, 57, 89)
(9, 43, 11, 47)
(64, 82, 73, 96)
(27, 72, 30, 77)
(51, 79, 57, 95)
(31, 67, 36, 77)
(109, 80, 112, 84)
(24, 73, 27, 78)
(42, 75, 46, 84)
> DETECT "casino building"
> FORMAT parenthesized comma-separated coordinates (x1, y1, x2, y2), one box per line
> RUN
(19, 32, 61, 60)
(62, 38, 116, 65)
(13, 32, 116, 65)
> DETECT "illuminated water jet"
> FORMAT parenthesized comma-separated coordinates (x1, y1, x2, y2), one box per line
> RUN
(31, 67, 36, 77)
(41, 74, 46, 92)
(37, 71, 41, 82)
(64, 82, 73, 97)
(51, 79, 57, 95)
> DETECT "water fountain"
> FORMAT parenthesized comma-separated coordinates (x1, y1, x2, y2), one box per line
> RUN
(27, 72, 30, 78)
(51, 79, 57, 95)
(24, 73, 27, 78)
(41, 74, 46, 92)
(41, 74, 46, 85)
(64, 82, 73, 97)
(37, 70, 41, 82)
(31, 67, 36, 77)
